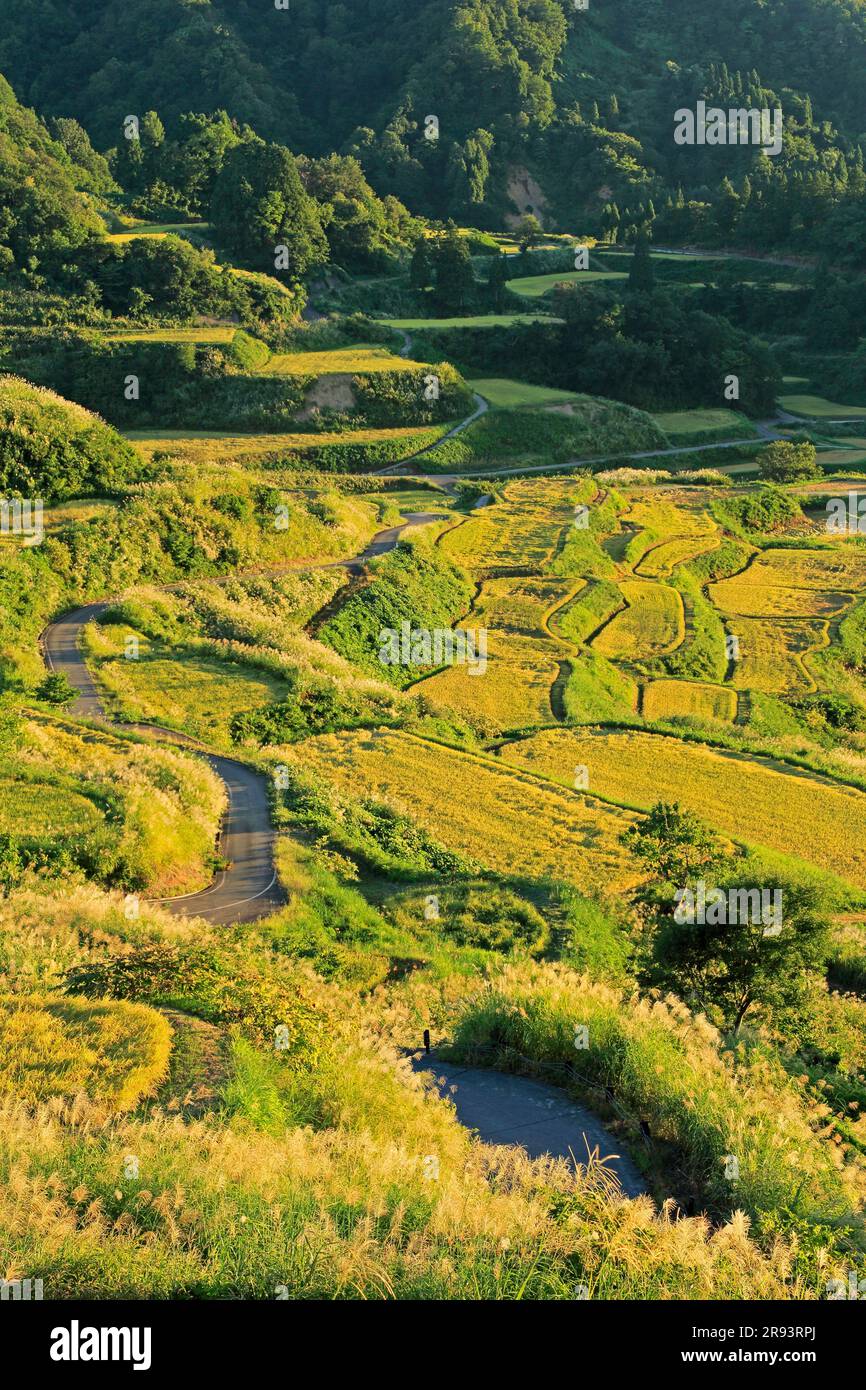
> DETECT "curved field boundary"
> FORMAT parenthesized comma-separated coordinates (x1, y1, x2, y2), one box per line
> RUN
(498, 726, 866, 890)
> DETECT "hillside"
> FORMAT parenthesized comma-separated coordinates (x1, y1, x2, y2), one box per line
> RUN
(1, 0, 865, 249)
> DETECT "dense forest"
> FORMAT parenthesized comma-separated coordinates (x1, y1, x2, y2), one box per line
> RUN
(1, 0, 865, 253)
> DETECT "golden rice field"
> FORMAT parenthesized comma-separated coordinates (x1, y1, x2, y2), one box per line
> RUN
(642, 679, 738, 723)
(592, 579, 685, 659)
(0, 996, 172, 1111)
(261, 344, 426, 376)
(439, 478, 585, 572)
(415, 576, 580, 728)
(291, 729, 638, 893)
(499, 727, 866, 887)
(709, 556, 854, 616)
(635, 535, 719, 578)
(725, 618, 828, 694)
(712, 581, 851, 619)
(125, 424, 438, 464)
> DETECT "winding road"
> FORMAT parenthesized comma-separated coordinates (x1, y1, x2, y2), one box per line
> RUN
(415, 1054, 647, 1197)
(39, 512, 446, 925)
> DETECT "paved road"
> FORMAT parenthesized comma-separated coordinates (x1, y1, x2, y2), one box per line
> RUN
(414, 1056, 647, 1197)
(39, 514, 444, 925)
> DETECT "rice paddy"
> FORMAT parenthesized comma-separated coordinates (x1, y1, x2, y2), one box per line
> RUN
(506, 269, 627, 297)
(499, 727, 866, 888)
(592, 579, 685, 659)
(292, 729, 638, 893)
(642, 679, 738, 723)
(439, 478, 581, 572)
(416, 576, 582, 728)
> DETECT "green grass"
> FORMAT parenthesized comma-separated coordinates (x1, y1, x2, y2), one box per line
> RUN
(654, 409, 757, 441)
(506, 269, 627, 297)
(381, 314, 562, 329)
(467, 378, 582, 408)
(780, 394, 866, 418)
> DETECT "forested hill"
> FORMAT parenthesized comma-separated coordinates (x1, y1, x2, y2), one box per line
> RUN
(1, 0, 866, 247)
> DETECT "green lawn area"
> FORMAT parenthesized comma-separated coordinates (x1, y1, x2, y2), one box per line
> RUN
(780, 394, 866, 418)
(653, 408, 755, 436)
(467, 378, 582, 408)
(506, 269, 627, 297)
(381, 314, 561, 329)
(260, 344, 424, 375)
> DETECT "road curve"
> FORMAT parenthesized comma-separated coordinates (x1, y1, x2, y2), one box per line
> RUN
(414, 1055, 647, 1198)
(40, 514, 446, 925)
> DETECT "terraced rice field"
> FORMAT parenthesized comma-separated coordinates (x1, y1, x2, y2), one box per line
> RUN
(0, 777, 103, 836)
(642, 679, 738, 723)
(498, 727, 866, 888)
(506, 269, 627, 297)
(710, 547, 866, 618)
(467, 378, 581, 408)
(439, 479, 581, 572)
(126, 424, 440, 463)
(635, 535, 719, 578)
(90, 646, 288, 747)
(416, 576, 580, 728)
(592, 579, 685, 659)
(293, 729, 638, 893)
(261, 345, 425, 375)
(725, 617, 828, 693)
(107, 326, 236, 344)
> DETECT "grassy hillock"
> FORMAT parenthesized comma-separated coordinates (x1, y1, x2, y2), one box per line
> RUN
(0, 376, 141, 500)
(422, 398, 666, 473)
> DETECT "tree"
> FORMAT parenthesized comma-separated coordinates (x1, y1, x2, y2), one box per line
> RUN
(643, 866, 830, 1033)
(624, 804, 830, 1032)
(35, 672, 78, 706)
(627, 230, 654, 292)
(210, 138, 327, 278)
(624, 803, 725, 884)
(758, 440, 820, 483)
(487, 250, 510, 311)
(516, 213, 543, 252)
(433, 226, 475, 311)
(409, 236, 433, 291)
